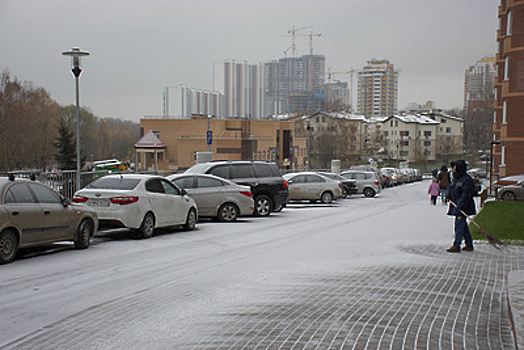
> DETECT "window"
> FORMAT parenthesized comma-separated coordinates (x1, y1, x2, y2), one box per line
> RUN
(424, 141, 432, 146)
(400, 140, 409, 147)
(399, 131, 409, 137)
(501, 146, 506, 167)
(254, 164, 272, 178)
(172, 176, 194, 189)
(209, 165, 230, 179)
(146, 179, 165, 193)
(291, 175, 307, 183)
(4, 183, 35, 204)
(161, 180, 180, 195)
(504, 56, 510, 81)
(424, 131, 432, 137)
(446, 127, 452, 133)
(196, 176, 224, 188)
(507, 10, 513, 36)
(29, 183, 62, 204)
(232, 164, 255, 179)
(307, 175, 324, 183)
(503, 100, 507, 124)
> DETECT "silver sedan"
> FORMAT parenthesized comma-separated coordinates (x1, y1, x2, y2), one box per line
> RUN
(168, 174, 254, 221)
(283, 172, 343, 204)
(499, 181, 524, 201)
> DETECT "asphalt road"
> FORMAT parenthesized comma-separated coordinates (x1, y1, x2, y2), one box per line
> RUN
(1, 181, 522, 349)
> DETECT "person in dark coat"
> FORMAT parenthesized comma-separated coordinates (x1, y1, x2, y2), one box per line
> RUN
(446, 160, 476, 252)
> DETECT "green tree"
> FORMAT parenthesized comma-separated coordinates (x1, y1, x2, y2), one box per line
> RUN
(53, 117, 76, 170)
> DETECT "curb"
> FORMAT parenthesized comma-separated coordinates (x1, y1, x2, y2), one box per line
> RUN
(508, 270, 524, 349)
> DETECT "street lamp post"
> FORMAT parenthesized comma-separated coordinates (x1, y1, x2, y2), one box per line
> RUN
(62, 47, 89, 191)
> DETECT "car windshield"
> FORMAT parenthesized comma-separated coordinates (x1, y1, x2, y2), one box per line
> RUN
(87, 177, 141, 190)
(185, 163, 210, 174)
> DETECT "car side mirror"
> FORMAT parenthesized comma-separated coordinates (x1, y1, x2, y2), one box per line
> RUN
(62, 198, 71, 207)
(180, 189, 187, 196)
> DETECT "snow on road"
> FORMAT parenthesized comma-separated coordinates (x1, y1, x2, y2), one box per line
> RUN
(0, 181, 519, 349)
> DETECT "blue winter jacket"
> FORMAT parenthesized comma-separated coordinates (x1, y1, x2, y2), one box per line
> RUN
(447, 160, 476, 216)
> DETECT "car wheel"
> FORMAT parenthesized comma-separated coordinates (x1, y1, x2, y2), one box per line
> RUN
(0, 230, 18, 264)
(254, 195, 272, 217)
(363, 187, 376, 198)
(184, 208, 197, 230)
(501, 191, 517, 201)
(218, 203, 238, 222)
(321, 191, 333, 204)
(74, 219, 93, 249)
(341, 188, 348, 198)
(139, 212, 155, 238)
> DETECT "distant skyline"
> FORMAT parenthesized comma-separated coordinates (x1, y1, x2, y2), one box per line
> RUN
(0, 0, 498, 122)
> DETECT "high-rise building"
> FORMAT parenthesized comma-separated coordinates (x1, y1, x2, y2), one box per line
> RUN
(264, 54, 326, 115)
(213, 60, 265, 119)
(493, 1, 524, 178)
(357, 59, 398, 118)
(165, 86, 224, 119)
(464, 56, 496, 111)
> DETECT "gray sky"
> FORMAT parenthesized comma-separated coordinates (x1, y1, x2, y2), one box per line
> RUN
(0, 0, 498, 122)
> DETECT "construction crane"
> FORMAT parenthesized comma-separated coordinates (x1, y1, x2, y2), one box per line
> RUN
(287, 25, 313, 59)
(326, 68, 355, 112)
(293, 31, 322, 92)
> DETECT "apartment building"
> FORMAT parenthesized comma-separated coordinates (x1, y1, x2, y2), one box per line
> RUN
(357, 59, 399, 118)
(213, 60, 265, 119)
(165, 85, 225, 119)
(464, 56, 496, 111)
(138, 116, 307, 171)
(493, 1, 524, 178)
(265, 55, 326, 115)
(381, 111, 464, 162)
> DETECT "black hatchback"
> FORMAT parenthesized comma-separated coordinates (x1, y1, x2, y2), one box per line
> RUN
(185, 161, 289, 216)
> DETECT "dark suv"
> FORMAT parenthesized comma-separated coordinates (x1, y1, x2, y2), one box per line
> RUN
(185, 161, 289, 216)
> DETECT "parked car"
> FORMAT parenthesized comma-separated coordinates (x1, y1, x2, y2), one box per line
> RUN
(0, 177, 98, 264)
(468, 168, 487, 178)
(339, 170, 381, 197)
(380, 167, 400, 186)
(185, 161, 288, 217)
(168, 173, 254, 221)
(73, 174, 197, 238)
(317, 172, 358, 197)
(498, 181, 524, 201)
(283, 172, 343, 203)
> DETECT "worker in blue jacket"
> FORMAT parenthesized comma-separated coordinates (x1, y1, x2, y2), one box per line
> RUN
(446, 160, 476, 252)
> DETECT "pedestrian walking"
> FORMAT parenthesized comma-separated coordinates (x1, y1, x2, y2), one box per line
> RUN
(427, 179, 439, 205)
(446, 160, 476, 252)
(437, 165, 450, 204)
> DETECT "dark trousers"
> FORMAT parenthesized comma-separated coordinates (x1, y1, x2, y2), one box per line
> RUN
(453, 215, 473, 247)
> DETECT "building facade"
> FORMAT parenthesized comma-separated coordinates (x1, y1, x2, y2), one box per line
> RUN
(464, 56, 496, 111)
(493, 1, 524, 178)
(264, 55, 326, 115)
(357, 59, 399, 118)
(139, 116, 307, 171)
(213, 60, 266, 119)
(165, 85, 225, 119)
(380, 111, 464, 163)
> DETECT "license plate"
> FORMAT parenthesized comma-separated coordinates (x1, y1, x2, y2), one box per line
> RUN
(87, 199, 110, 207)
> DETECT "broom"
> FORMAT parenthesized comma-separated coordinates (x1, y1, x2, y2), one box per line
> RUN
(449, 200, 505, 249)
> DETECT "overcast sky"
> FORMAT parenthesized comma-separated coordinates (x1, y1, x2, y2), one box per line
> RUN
(0, 0, 498, 122)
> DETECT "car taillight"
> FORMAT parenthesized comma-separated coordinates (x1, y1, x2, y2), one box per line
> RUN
(240, 191, 252, 198)
(283, 179, 289, 189)
(338, 182, 343, 189)
(110, 196, 139, 205)
(72, 195, 88, 203)
(374, 181, 379, 186)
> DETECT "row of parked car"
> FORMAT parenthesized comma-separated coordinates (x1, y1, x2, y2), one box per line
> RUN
(0, 161, 421, 264)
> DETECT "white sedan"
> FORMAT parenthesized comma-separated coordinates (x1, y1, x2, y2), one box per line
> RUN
(73, 174, 197, 238)
(283, 172, 343, 204)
